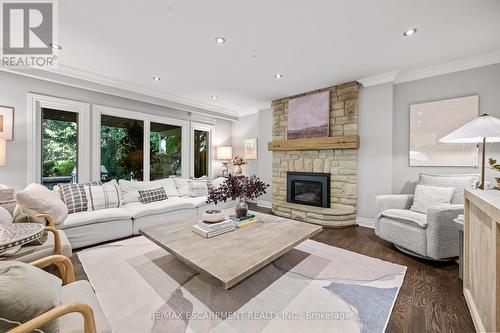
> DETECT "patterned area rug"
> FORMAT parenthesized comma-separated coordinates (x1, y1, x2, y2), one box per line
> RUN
(78, 236, 406, 333)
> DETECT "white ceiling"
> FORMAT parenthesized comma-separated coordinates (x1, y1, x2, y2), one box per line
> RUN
(44, 0, 500, 116)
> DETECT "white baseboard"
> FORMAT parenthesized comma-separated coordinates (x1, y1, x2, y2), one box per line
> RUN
(256, 200, 272, 209)
(356, 217, 375, 229)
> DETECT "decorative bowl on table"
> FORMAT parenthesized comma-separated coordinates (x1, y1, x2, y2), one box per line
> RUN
(202, 209, 225, 223)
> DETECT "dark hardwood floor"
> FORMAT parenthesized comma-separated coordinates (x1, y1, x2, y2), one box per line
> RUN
(69, 204, 475, 333)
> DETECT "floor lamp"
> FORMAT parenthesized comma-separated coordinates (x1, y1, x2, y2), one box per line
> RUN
(439, 114, 500, 189)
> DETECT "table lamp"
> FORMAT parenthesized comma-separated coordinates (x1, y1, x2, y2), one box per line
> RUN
(439, 114, 500, 189)
(216, 146, 232, 177)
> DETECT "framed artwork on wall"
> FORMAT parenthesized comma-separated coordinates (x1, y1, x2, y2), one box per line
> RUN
(287, 91, 330, 140)
(244, 138, 258, 159)
(0, 106, 14, 140)
(409, 95, 479, 167)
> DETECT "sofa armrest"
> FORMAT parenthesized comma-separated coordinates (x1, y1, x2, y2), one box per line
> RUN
(7, 302, 97, 333)
(376, 194, 414, 213)
(426, 204, 463, 259)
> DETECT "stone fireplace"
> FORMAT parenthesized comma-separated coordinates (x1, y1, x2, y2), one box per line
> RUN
(269, 82, 359, 227)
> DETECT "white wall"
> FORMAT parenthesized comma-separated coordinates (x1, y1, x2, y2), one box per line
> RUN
(231, 113, 259, 176)
(0, 71, 233, 190)
(392, 63, 500, 194)
(211, 118, 233, 177)
(229, 109, 273, 206)
(358, 83, 394, 220)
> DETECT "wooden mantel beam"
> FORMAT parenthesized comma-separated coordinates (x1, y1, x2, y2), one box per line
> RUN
(267, 135, 359, 151)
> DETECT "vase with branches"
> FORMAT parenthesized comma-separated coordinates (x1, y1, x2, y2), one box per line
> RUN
(207, 175, 269, 217)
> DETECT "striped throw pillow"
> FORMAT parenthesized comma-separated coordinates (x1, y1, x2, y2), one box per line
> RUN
(58, 183, 88, 214)
(88, 181, 122, 211)
(138, 187, 167, 204)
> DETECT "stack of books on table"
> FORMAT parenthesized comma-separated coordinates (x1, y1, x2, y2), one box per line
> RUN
(192, 219, 236, 238)
(229, 214, 258, 228)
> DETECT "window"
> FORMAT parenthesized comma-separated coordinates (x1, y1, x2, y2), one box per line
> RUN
(100, 115, 144, 181)
(193, 129, 210, 178)
(41, 108, 78, 188)
(150, 122, 182, 180)
(28, 94, 90, 186)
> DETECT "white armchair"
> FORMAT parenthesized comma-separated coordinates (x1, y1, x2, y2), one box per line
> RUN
(375, 173, 479, 260)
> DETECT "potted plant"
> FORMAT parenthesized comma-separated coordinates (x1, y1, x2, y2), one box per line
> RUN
(231, 155, 247, 176)
(489, 157, 500, 190)
(207, 175, 269, 217)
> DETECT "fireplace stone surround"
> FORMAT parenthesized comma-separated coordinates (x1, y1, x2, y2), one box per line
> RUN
(270, 82, 358, 227)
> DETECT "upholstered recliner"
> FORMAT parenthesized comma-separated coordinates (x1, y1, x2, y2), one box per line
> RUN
(375, 173, 479, 260)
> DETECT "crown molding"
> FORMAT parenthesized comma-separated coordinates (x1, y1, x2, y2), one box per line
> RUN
(395, 51, 500, 84)
(0, 64, 240, 120)
(357, 70, 400, 87)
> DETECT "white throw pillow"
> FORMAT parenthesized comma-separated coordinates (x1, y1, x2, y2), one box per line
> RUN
(15, 183, 68, 227)
(87, 180, 122, 210)
(173, 178, 190, 197)
(188, 180, 209, 197)
(0, 206, 12, 225)
(118, 178, 179, 204)
(410, 184, 455, 214)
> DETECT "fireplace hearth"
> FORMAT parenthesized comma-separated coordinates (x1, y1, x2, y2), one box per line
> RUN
(287, 172, 330, 208)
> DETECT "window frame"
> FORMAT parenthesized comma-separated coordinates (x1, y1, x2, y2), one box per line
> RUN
(190, 122, 213, 178)
(27, 93, 90, 184)
(92, 105, 190, 181)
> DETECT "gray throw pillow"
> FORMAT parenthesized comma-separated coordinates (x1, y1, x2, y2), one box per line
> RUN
(0, 261, 62, 333)
(410, 184, 455, 214)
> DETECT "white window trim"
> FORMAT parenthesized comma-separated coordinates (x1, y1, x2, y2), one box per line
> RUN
(190, 122, 214, 178)
(27, 93, 91, 184)
(92, 104, 190, 181)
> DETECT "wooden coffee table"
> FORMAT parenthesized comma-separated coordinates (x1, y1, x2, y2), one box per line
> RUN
(140, 209, 322, 289)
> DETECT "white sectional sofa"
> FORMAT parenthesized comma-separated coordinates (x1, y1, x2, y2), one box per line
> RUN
(59, 177, 234, 249)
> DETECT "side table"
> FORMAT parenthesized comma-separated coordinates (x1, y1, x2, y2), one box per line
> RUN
(453, 214, 464, 280)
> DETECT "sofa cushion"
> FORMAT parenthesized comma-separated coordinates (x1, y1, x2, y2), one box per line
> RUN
(88, 180, 122, 211)
(183, 196, 209, 208)
(62, 208, 132, 229)
(0, 261, 61, 333)
(418, 173, 479, 204)
(410, 184, 454, 214)
(119, 178, 179, 204)
(125, 197, 194, 219)
(173, 177, 190, 197)
(188, 179, 209, 197)
(138, 187, 168, 204)
(380, 209, 428, 228)
(15, 183, 68, 227)
(60, 280, 111, 333)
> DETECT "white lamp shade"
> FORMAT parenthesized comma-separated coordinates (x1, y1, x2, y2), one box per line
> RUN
(216, 146, 233, 160)
(439, 114, 500, 143)
(0, 139, 6, 165)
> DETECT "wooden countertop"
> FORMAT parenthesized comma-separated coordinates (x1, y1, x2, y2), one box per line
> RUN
(464, 189, 500, 221)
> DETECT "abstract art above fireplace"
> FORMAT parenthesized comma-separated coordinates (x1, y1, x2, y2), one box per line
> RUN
(287, 91, 330, 140)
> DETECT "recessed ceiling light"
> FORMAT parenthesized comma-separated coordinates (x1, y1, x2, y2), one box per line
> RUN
(49, 43, 62, 50)
(274, 73, 283, 79)
(403, 28, 417, 37)
(215, 37, 226, 44)
(152, 75, 161, 81)
(211, 95, 218, 99)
